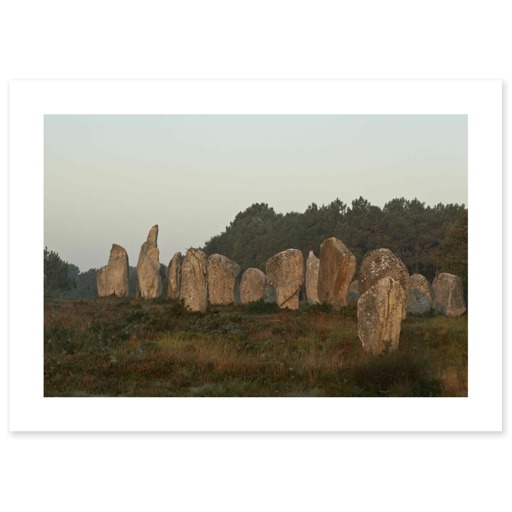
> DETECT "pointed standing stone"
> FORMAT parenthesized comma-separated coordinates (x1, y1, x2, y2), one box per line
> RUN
(207, 254, 241, 305)
(265, 249, 305, 310)
(359, 248, 410, 319)
(240, 268, 267, 304)
(180, 248, 208, 313)
(432, 273, 466, 317)
(96, 266, 109, 296)
(305, 251, 320, 304)
(136, 225, 162, 299)
(357, 277, 404, 355)
(317, 237, 356, 308)
(167, 252, 183, 299)
(97, 244, 129, 297)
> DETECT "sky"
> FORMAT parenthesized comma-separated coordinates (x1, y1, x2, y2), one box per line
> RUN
(44, 114, 467, 272)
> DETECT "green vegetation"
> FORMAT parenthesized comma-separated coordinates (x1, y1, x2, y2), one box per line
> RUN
(203, 197, 467, 282)
(44, 247, 76, 297)
(434, 209, 468, 295)
(44, 298, 467, 397)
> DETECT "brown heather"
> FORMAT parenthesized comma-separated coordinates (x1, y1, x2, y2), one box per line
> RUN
(44, 298, 467, 397)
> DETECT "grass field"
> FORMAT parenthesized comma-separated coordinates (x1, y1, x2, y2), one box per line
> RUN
(44, 298, 467, 397)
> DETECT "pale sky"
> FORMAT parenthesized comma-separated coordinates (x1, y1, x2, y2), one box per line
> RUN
(44, 115, 467, 272)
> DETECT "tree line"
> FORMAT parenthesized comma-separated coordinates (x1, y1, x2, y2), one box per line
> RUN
(44, 196, 467, 298)
(202, 197, 467, 289)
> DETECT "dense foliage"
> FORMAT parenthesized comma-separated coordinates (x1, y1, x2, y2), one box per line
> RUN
(433, 209, 468, 291)
(202, 197, 467, 282)
(44, 248, 75, 297)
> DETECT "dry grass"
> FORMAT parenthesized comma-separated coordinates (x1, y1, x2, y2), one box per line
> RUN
(44, 298, 467, 397)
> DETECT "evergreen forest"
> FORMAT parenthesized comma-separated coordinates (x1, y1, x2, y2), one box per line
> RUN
(202, 197, 467, 289)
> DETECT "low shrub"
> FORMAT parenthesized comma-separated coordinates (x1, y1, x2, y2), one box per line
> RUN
(44, 298, 466, 397)
(348, 348, 442, 397)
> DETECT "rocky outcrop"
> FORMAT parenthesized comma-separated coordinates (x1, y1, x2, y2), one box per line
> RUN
(357, 277, 404, 355)
(180, 248, 208, 313)
(97, 244, 129, 297)
(407, 273, 432, 315)
(305, 251, 320, 304)
(136, 225, 162, 299)
(432, 273, 466, 317)
(265, 249, 305, 310)
(359, 248, 410, 319)
(167, 252, 183, 299)
(207, 254, 241, 305)
(240, 268, 267, 304)
(317, 237, 356, 308)
(348, 280, 360, 305)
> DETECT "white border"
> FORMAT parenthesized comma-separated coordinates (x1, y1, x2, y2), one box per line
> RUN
(9, 80, 502, 431)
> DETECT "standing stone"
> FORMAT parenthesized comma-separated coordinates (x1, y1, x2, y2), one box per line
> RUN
(348, 280, 360, 305)
(305, 251, 320, 304)
(180, 248, 208, 313)
(97, 244, 129, 297)
(359, 248, 410, 319)
(357, 277, 404, 355)
(265, 249, 305, 310)
(318, 237, 356, 308)
(407, 273, 432, 315)
(432, 273, 466, 317)
(136, 225, 162, 299)
(207, 254, 241, 305)
(96, 266, 109, 297)
(240, 268, 267, 304)
(167, 252, 183, 299)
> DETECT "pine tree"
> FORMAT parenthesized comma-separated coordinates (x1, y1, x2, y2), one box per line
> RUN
(44, 248, 75, 296)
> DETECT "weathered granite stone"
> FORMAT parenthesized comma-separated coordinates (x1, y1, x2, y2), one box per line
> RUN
(318, 237, 356, 308)
(180, 248, 208, 313)
(97, 244, 129, 297)
(359, 248, 410, 319)
(147, 224, 158, 244)
(407, 273, 432, 315)
(357, 277, 404, 355)
(167, 252, 183, 299)
(432, 273, 466, 317)
(305, 251, 320, 304)
(240, 268, 267, 304)
(136, 225, 162, 299)
(265, 249, 305, 310)
(348, 280, 360, 305)
(207, 254, 241, 305)
(96, 266, 109, 296)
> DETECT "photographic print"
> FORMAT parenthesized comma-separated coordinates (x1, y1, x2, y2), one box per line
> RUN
(43, 114, 468, 398)
(9, 80, 501, 430)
